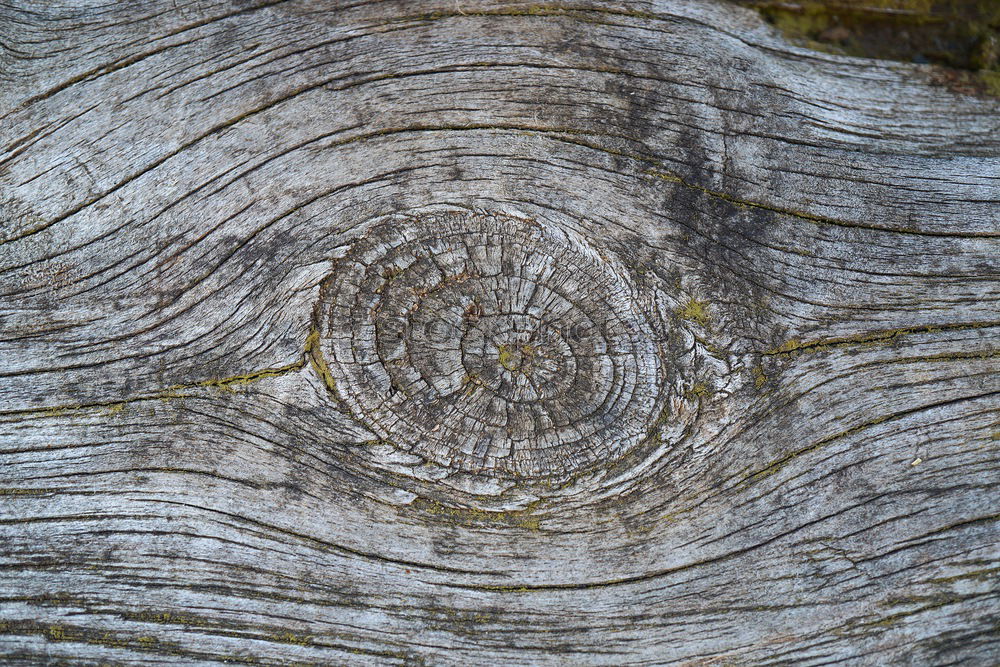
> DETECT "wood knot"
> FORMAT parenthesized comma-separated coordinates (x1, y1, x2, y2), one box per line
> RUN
(315, 209, 667, 478)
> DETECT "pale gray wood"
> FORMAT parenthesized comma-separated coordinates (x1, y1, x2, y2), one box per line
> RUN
(1, 0, 998, 664)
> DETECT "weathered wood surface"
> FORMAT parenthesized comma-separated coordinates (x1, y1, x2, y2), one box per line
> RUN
(1, 0, 999, 664)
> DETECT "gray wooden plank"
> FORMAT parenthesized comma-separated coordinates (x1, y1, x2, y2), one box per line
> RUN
(1, 0, 998, 664)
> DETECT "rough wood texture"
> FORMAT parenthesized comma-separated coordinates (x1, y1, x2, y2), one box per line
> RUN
(1, 0, 998, 664)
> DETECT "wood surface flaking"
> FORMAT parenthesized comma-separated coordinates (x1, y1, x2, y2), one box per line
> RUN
(1, 0, 998, 664)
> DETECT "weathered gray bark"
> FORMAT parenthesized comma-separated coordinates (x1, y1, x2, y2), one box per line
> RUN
(1, 0, 998, 664)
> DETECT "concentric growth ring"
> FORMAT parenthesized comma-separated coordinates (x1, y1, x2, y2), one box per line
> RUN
(317, 210, 664, 478)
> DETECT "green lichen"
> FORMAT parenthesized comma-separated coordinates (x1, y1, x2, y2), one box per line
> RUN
(196, 360, 303, 393)
(0, 488, 50, 496)
(497, 344, 518, 371)
(413, 498, 542, 531)
(268, 631, 314, 647)
(684, 382, 713, 400)
(926, 566, 1000, 584)
(103, 402, 127, 416)
(305, 326, 338, 395)
(677, 298, 711, 328)
(768, 327, 914, 355)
